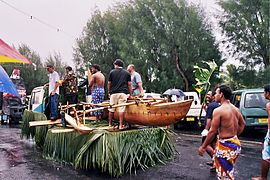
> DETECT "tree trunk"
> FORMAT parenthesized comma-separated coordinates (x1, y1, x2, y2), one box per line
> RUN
(174, 48, 189, 91)
(262, 50, 269, 68)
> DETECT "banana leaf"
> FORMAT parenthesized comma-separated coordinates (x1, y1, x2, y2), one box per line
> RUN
(193, 60, 218, 120)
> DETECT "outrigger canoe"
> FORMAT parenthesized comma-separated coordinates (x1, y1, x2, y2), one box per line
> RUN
(113, 99, 193, 126)
(29, 99, 193, 133)
(79, 98, 193, 126)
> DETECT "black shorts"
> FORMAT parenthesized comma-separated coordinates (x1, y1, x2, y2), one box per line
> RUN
(201, 136, 207, 144)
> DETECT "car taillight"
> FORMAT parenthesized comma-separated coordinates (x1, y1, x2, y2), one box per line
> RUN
(18, 90, 26, 97)
(3, 93, 16, 97)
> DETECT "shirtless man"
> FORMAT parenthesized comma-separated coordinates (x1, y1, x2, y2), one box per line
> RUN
(198, 85, 245, 180)
(89, 64, 105, 120)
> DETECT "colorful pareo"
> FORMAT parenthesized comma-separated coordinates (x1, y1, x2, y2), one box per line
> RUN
(262, 130, 270, 162)
(215, 136, 241, 180)
(92, 86, 105, 118)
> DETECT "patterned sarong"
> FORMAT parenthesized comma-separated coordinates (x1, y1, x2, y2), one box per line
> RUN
(92, 86, 105, 117)
(262, 130, 270, 162)
(215, 136, 241, 180)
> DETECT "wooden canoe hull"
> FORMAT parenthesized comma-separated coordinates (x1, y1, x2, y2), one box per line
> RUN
(113, 99, 193, 126)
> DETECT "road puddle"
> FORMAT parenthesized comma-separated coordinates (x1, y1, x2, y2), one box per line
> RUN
(0, 143, 25, 171)
(0, 151, 8, 171)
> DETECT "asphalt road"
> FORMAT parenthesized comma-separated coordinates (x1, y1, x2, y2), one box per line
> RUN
(0, 125, 267, 180)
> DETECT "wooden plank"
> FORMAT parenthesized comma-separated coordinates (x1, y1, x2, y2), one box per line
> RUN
(147, 99, 166, 106)
(82, 101, 137, 114)
(70, 101, 137, 116)
(79, 101, 109, 107)
(128, 97, 165, 101)
(105, 126, 129, 132)
(84, 116, 97, 121)
(29, 119, 61, 127)
(93, 126, 118, 131)
(60, 104, 77, 108)
(55, 124, 73, 128)
(51, 128, 75, 133)
(65, 113, 94, 134)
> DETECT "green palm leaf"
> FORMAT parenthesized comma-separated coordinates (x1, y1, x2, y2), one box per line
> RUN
(21, 110, 48, 148)
(44, 128, 174, 177)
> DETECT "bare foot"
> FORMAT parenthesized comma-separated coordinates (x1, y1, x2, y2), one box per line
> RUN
(119, 125, 128, 130)
(251, 177, 264, 180)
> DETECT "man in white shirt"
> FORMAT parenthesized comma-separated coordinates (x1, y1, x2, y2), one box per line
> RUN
(46, 65, 60, 120)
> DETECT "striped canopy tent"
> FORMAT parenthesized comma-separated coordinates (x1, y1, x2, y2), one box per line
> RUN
(0, 39, 32, 64)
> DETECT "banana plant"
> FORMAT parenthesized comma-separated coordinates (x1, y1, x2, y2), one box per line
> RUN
(193, 60, 218, 121)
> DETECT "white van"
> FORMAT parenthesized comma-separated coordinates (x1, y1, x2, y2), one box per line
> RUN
(143, 92, 161, 98)
(28, 86, 45, 113)
(184, 92, 205, 119)
(174, 91, 205, 129)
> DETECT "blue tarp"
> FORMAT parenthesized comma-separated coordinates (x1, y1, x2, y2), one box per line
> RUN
(0, 65, 19, 96)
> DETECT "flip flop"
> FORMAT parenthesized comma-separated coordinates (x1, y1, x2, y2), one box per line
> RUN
(206, 161, 214, 166)
(210, 166, 216, 172)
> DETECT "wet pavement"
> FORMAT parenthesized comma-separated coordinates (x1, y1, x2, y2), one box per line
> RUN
(0, 125, 267, 180)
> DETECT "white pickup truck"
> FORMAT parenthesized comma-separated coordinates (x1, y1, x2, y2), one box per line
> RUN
(174, 91, 206, 129)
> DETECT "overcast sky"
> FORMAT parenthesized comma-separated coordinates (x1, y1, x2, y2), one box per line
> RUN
(0, 0, 224, 66)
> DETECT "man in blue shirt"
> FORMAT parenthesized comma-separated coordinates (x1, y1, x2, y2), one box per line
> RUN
(201, 90, 220, 171)
(127, 64, 143, 97)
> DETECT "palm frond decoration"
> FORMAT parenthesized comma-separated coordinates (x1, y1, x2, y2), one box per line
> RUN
(21, 110, 49, 148)
(43, 127, 175, 177)
(193, 60, 218, 119)
(35, 126, 49, 148)
(43, 130, 79, 163)
(21, 110, 47, 139)
(21, 110, 36, 139)
(21, 111, 175, 177)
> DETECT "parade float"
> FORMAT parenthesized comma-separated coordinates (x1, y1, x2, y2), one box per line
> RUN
(20, 60, 217, 177)
(21, 97, 192, 177)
